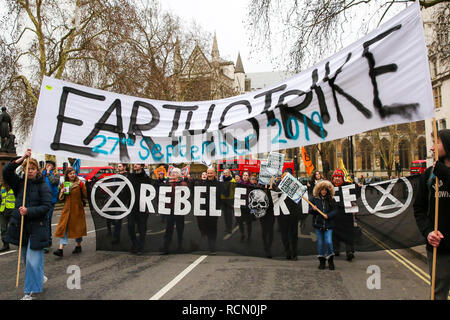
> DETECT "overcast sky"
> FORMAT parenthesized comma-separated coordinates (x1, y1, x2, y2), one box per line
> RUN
(160, 0, 276, 73)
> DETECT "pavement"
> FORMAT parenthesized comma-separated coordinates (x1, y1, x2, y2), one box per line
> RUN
(407, 244, 428, 264)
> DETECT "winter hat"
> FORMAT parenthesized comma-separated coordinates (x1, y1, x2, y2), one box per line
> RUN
(45, 160, 56, 168)
(332, 168, 345, 179)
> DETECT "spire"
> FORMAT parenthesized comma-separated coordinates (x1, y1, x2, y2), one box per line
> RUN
(174, 37, 182, 74)
(211, 31, 219, 64)
(235, 52, 245, 73)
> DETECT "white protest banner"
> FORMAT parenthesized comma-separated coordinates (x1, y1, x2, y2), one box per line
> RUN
(31, 2, 433, 164)
(278, 172, 308, 204)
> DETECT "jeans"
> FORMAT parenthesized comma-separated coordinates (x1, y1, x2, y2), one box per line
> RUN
(21, 240, 44, 294)
(59, 231, 82, 246)
(314, 228, 334, 258)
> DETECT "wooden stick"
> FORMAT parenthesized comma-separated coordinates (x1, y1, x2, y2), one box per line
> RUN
(16, 158, 30, 288)
(430, 119, 439, 300)
(302, 196, 328, 218)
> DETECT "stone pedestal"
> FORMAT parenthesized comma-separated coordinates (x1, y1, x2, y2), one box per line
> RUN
(0, 153, 17, 184)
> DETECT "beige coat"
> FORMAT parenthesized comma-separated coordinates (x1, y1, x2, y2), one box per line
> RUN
(54, 179, 87, 239)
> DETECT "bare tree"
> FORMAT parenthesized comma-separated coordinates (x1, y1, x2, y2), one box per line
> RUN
(0, 0, 214, 143)
(247, 0, 449, 72)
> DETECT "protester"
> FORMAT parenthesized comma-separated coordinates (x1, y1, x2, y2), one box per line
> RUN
(220, 169, 235, 235)
(309, 180, 338, 270)
(127, 164, 150, 255)
(237, 171, 253, 243)
(0, 181, 15, 252)
(258, 188, 275, 259)
(201, 171, 207, 181)
(42, 160, 60, 253)
(4, 149, 52, 300)
(109, 163, 129, 245)
(331, 168, 356, 261)
(250, 174, 258, 186)
(196, 167, 219, 254)
(234, 174, 241, 183)
(161, 168, 187, 254)
(275, 173, 301, 260)
(414, 129, 450, 300)
(53, 167, 87, 257)
(307, 170, 324, 194)
(157, 171, 166, 184)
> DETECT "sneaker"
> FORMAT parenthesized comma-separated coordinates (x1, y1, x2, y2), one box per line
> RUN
(43, 275, 48, 284)
(21, 293, 33, 300)
(43, 248, 49, 254)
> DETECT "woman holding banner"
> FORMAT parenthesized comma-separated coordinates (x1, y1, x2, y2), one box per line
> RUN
(3, 149, 52, 300)
(309, 180, 338, 270)
(414, 129, 450, 300)
(53, 167, 87, 257)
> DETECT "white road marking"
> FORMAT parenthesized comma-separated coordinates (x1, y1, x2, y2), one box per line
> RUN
(149, 255, 208, 300)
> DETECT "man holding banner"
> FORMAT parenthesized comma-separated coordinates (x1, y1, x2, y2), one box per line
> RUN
(414, 129, 450, 300)
(128, 164, 150, 255)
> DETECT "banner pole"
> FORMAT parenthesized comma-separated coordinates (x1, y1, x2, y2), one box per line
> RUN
(16, 158, 30, 288)
(302, 196, 327, 218)
(430, 118, 439, 300)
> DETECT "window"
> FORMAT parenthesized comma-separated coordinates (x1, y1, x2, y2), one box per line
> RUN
(433, 86, 442, 109)
(342, 140, 350, 170)
(360, 139, 373, 170)
(439, 119, 447, 129)
(399, 139, 411, 169)
(379, 138, 390, 170)
(417, 137, 427, 160)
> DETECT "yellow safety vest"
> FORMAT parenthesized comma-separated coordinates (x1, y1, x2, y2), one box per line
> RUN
(0, 187, 15, 212)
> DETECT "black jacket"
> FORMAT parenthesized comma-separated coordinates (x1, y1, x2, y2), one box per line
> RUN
(3, 162, 52, 250)
(130, 170, 150, 213)
(414, 162, 450, 254)
(308, 196, 338, 230)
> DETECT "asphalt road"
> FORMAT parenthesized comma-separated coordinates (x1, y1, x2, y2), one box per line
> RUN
(0, 207, 434, 301)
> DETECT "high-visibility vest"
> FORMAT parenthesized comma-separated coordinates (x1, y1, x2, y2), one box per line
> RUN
(0, 187, 15, 212)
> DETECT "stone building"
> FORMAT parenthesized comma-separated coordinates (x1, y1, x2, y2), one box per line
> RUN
(423, 2, 450, 166)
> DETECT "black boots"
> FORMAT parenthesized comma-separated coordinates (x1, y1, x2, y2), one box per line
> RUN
(318, 257, 326, 269)
(318, 256, 335, 270)
(328, 256, 335, 270)
(346, 252, 355, 261)
(53, 249, 63, 257)
(72, 246, 82, 254)
(0, 242, 9, 252)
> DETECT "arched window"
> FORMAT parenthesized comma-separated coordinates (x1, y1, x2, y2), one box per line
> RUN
(342, 140, 350, 170)
(360, 139, 373, 170)
(305, 146, 317, 171)
(417, 137, 427, 160)
(379, 138, 390, 170)
(399, 139, 411, 169)
(328, 145, 336, 172)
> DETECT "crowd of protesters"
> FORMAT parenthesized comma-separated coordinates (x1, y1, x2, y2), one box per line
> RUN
(4, 142, 449, 300)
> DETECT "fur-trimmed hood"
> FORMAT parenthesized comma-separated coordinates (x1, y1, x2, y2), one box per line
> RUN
(313, 180, 335, 198)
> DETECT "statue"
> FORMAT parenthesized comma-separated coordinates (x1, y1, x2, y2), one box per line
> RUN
(0, 107, 16, 154)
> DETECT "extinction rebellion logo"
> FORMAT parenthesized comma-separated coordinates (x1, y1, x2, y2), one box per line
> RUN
(360, 178, 413, 219)
(90, 174, 135, 220)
